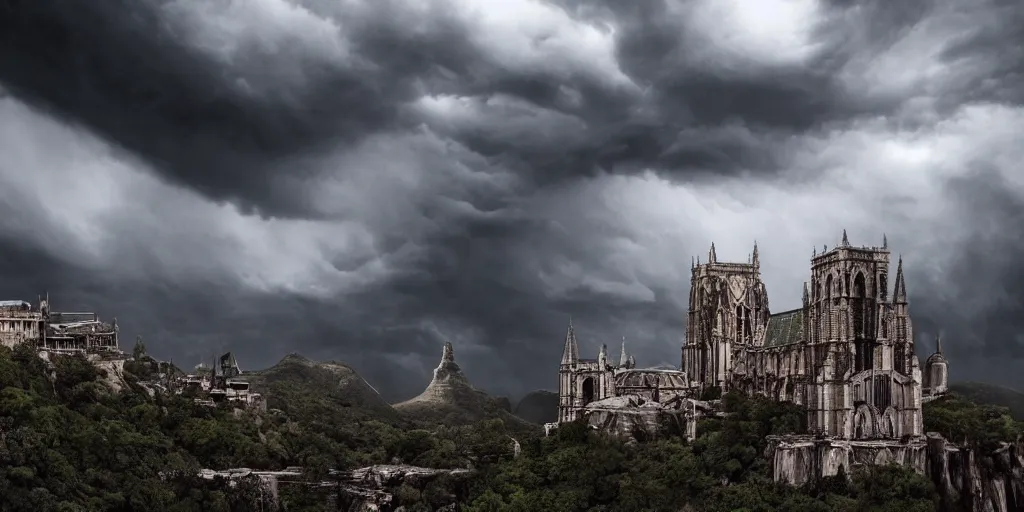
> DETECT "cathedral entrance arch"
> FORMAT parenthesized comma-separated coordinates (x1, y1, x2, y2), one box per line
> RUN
(853, 404, 879, 439)
(581, 377, 595, 406)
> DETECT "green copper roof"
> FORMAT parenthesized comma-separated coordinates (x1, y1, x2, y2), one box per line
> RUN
(764, 308, 804, 347)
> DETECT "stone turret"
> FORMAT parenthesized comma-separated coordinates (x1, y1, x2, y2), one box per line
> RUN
(924, 335, 949, 397)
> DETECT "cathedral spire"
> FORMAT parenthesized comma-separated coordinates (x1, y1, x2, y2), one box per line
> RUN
(883, 233, 888, 249)
(935, 334, 942, 354)
(841, 229, 850, 246)
(560, 318, 579, 366)
(752, 240, 760, 268)
(708, 242, 717, 264)
(619, 336, 628, 367)
(893, 255, 907, 303)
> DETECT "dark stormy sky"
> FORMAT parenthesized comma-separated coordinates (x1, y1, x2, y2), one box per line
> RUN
(0, 0, 1022, 401)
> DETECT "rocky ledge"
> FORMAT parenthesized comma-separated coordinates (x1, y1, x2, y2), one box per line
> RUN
(200, 464, 471, 511)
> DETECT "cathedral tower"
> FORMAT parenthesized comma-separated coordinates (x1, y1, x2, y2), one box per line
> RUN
(805, 232, 920, 438)
(682, 242, 770, 388)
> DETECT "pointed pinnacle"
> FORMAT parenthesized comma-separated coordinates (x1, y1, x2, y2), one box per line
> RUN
(883, 233, 888, 249)
(842, 229, 849, 246)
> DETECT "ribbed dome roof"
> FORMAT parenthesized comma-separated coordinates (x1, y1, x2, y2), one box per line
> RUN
(926, 351, 947, 365)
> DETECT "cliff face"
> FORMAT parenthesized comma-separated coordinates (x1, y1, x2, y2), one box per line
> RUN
(925, 433, 1024, 512)
(766, 434, 1024, 512)
(766, 436, 928, 486)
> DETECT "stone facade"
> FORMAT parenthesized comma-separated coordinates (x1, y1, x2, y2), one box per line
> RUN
(0, 295, 119, 353)
(0, 300, 45, 348)
(555, 233, 949, 446)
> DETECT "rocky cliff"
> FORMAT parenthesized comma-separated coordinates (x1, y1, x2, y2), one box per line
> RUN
(925, 433, 1024, 512)
(202, 464, 471, 511)
(580, 394, 713, 442)
(766, 433, 1024, 512)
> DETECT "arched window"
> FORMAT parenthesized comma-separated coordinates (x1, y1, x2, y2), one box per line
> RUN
(581, 377, 595, 405)
(853, 272, 867, 337)
(825, 274, 833, 299)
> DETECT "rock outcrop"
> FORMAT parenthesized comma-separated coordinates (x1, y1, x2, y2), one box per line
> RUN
(580, 394, 712, 442)
(394, 343, 535, 431)
(766, 433, 1024, 512)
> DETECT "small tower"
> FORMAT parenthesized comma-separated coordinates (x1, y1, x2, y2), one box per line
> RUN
(924, 334, 948, 396)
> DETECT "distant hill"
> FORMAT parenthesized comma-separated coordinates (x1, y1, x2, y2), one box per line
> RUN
(949, 381, 1024, 420)
(514, 390, 558, 424)
(245, 353, 401, 424)
(393, 342, 538, 433)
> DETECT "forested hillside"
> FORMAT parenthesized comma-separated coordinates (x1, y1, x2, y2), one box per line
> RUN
(2, 343, 1021, 511)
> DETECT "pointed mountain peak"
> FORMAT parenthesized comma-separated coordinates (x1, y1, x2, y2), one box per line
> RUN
(435, 341, 463, 378)
(442, 341, 455, 363)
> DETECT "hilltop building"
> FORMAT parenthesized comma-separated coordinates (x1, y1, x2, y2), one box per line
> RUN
(177, 352, 263, 410)
(0, 295, 119, 354)
(555, 233, 949, 442)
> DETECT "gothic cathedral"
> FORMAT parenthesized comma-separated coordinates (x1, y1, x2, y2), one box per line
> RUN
(557, 232, 949, 441)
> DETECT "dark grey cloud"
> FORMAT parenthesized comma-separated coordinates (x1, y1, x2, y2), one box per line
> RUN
(0, 0, 1022, 401)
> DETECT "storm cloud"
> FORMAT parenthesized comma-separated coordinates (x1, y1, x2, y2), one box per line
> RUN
(0, 0, 1022, 401)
